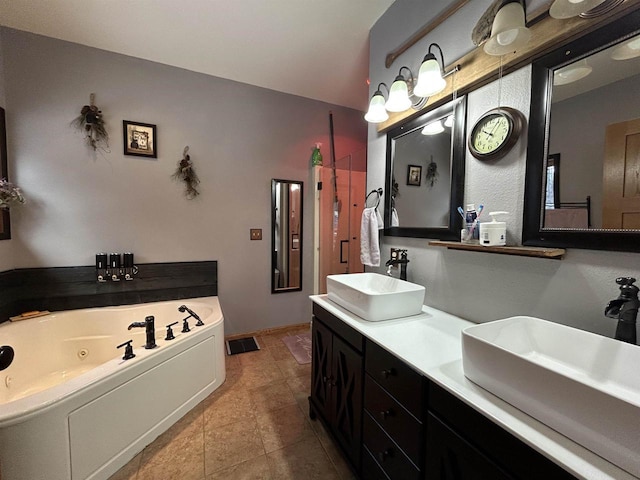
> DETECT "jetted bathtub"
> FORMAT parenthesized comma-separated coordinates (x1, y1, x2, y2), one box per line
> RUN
(0, 297, 225, 480)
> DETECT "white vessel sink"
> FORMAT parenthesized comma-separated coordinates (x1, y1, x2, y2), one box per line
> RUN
(326, 273, 425, 321)
(462, 316, 640, 477)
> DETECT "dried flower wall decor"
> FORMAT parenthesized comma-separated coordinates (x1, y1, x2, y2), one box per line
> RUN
(172, 146, 200, 199)
(72, 93, 109, 151)
(426, 155, 439, 187)
(0, 178, 25, 210)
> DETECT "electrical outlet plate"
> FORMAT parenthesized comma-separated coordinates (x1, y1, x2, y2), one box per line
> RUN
(250, 229, 262, 241)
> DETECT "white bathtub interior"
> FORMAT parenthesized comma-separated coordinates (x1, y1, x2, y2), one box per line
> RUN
(0, 297, 226, 480)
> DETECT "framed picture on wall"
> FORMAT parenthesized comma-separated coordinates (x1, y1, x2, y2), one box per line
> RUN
(407, 165, 422, 186)
(123, 120, 157, 158)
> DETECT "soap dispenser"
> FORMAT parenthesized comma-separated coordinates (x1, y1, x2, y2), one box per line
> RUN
(479, 211, 508, 246)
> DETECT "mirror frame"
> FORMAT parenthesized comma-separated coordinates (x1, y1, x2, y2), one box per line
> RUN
(271, 179, 303, 294)
(523, 10, 640, 253)
(0, 107, 10, 241)
(384, 96, 466, 240)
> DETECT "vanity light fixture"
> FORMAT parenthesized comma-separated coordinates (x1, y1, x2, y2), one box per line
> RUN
(385, 67, 414, 112)
(413, 43, 447, 98)
(443, 115, 454, 128)
(365, 46, 460, 124)
(553, 59, 592, 85)
(611, 34, 640, 60)
(483, 2, 531, 56)
(364, 83, 390, 123)
(421, 120, 445, 135)
(549, 0, 607, 18)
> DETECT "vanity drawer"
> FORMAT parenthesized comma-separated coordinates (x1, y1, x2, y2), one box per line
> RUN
(364, 374, 422, 465)
(362, 448, 392, 480)
(365, 340, 425, 419)
(363, 412, 420, 480)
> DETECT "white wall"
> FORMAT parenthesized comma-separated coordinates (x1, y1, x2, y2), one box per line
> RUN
(0, 30, 15, 272)
(1, 28, 366, 334)
(368, 0, 640, 337)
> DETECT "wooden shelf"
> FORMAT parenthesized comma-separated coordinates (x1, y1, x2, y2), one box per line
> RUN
(428, 241, 565, 259)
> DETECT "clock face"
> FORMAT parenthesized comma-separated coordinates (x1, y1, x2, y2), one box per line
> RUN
(471, 114, 511, 154)
(468, 107, 523, 161)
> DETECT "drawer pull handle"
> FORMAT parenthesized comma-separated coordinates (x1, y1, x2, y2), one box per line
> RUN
(323, 376, 336, 387)
(380, 409, 393, 420)
(377, 448, 393, 462)
(381, 368, 395, 379)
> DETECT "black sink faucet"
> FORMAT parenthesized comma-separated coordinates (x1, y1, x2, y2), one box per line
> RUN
(605, 277, 639, 345)
(385, 249, 409, 281)
(128, 315, 157, 349)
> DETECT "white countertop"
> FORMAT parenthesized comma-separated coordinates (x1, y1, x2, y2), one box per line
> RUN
(310, 295, 637, 480)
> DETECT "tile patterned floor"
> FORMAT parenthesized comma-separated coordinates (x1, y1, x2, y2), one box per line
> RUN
(109, 325, 356, 480)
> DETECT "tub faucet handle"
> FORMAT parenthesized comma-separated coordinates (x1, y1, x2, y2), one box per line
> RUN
(182, 317, 191, 333)
(166, 321, 179, 341)
(116, 340, 136, 360)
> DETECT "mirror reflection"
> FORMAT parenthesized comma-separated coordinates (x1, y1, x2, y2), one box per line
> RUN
(543, 31, 640, 230)
(524, 10, 640, 251)
(384, 96, 466, 239)
(271, 179, 303, 293)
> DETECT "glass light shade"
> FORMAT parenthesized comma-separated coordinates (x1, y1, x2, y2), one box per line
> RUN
(385, 77, 412, 112)
(484, 2, 531, 56)
(443, 115, 454, 128)
(421, 120, 445, 135)
(364, 93, 389, 123)
(553, 59, 592, 85)
(413, 56, 446, 97)
(549, 0, 607, 19)
(611, 35, 640, 60)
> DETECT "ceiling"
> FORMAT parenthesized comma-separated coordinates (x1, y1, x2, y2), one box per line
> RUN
(0, 0, 395, 111)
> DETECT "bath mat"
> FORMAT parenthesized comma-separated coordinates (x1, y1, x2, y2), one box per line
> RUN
(226, 336, 260, 355)
(282, 333, 312, 365)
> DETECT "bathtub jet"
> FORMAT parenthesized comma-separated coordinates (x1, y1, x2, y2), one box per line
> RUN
(0, 345, 14, 370)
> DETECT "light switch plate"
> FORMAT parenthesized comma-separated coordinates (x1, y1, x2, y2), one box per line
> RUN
(250, 229, 262, 240)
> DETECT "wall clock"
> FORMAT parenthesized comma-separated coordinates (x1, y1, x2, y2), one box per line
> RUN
(468, 106, 524, 161)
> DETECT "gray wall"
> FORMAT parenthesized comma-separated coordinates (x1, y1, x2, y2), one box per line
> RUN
(368, 0, 640, 337)
(0, 28, 366, 334)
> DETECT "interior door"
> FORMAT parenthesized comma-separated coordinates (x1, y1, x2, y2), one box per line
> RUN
(603, 118, 640, 228)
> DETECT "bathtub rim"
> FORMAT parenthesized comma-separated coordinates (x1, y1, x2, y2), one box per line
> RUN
(0, 296, 223, 428)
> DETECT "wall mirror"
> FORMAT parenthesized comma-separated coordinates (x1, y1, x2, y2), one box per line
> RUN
(523, 10, 640, 252)
(384, 95, 466, 239)
(0, 107, 10, 240)
(271, 179, 303, 293)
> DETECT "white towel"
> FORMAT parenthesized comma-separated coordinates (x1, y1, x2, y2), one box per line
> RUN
(375, 208, 384, 230)
(360, 207, 380, 267)
(391, 208, 399, 227)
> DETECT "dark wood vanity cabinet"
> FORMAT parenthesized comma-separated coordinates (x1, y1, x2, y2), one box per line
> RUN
(310, 303, 578, 480)
(310, 304, 364, 471)
(426, 382, 577, 480)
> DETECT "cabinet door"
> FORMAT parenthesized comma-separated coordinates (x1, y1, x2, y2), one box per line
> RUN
(426, 413, 512, 480)
(331, 335, 363, 467)
(311, 319, 333, 422)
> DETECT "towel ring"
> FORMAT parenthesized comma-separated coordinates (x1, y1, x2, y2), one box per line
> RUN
(365, 188, 383, 208)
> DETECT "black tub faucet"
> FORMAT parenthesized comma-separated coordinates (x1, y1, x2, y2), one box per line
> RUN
(605, 277, 639, 345)
(128, 315, 157, 349)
